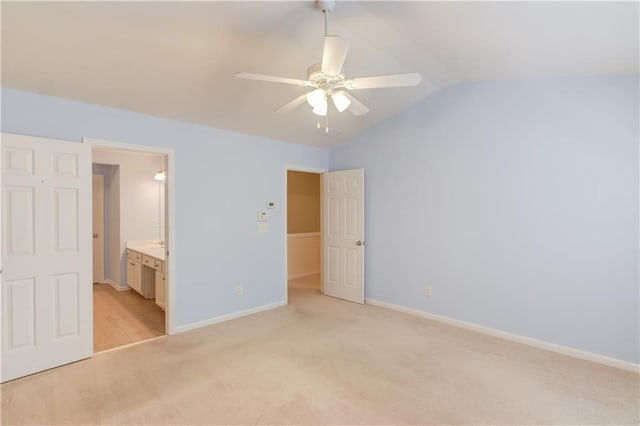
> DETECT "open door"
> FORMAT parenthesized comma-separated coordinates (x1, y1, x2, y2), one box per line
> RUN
(322, 169, 364, 304)
(92, 174, 104, 283)
(1, 133, 92, 382)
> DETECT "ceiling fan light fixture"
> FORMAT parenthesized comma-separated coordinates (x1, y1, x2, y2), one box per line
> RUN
(332, 91, 351, 112)
(312, 97, 328, 116)
(235, 0, 422, 125)
(306, 88, 326, 108)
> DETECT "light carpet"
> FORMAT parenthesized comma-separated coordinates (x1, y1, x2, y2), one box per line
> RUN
(1, 287, 638, 425)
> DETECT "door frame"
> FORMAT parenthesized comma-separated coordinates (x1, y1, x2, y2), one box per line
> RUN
(83, 138, 176, 335)
(283, 165, 327, 303)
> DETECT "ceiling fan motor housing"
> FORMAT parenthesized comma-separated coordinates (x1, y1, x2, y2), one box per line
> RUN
(307, 63, 344, 92)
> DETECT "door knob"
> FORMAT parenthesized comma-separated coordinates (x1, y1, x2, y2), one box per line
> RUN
(356, 240, 364, 246)
(93, 234, 98, 238)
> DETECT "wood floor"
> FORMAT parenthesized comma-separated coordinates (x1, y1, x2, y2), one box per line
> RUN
(93, 283, 165, 352)
(288, 273, 320, 290)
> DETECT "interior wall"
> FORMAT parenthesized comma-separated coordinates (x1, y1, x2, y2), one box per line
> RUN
(287, 233, 321, 279)
(287, 171, 320, 233)
(330, 76, 639, 364)
(93, 151, 162, 289)
(1, 88, 330, 329)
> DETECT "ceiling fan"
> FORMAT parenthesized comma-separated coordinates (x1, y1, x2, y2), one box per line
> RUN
(234, 0, 422, 118)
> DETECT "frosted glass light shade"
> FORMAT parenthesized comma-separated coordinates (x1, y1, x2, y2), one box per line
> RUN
(332, 91, 351, 112)
(312, 97, 328, 116)
(154, 171, 166, 182)
(306, 88, 326, 107)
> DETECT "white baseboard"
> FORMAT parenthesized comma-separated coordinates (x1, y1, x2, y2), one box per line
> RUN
(288, 271, 321, 280)
(105, 279, 130, 292)
(172, 300, 287, 335)
(365, 298, 639, 374)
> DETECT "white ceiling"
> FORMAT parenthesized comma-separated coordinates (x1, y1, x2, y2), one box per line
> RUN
(2, 1, 638, 147)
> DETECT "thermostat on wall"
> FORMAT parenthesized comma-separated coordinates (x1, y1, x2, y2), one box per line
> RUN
(266, 201, 276, 209)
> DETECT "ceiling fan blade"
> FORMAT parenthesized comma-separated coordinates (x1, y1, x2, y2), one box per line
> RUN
(344, 72, 422, 90)
(344, 92, 369, 116)
(235, 72, 311, 87)
(321, 36, 350, 76)
(275, 93, 309, 113)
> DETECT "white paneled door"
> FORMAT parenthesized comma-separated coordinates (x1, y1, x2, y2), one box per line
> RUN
(322, 169, 364, 304)
(1, 133, 92, 382)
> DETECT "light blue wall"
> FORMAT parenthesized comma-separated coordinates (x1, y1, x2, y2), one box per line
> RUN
(330, 76, 639, 364)
(4, 76, 637, 363)
(2, 89, 329, 328)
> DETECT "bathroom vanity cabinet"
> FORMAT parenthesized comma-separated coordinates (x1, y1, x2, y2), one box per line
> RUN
(126, 242, 166, 310)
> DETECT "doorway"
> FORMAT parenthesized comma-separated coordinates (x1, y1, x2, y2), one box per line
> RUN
(285, 167, 366, 305)
(286, 169, 323, 296)
(0, 133, 175, 382)
(90, 145, 169, 352)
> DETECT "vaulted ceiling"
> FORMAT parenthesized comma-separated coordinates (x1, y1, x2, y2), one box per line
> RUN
(2, 1, 638, 147)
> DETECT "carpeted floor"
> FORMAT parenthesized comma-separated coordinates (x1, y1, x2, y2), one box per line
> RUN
(1, 285, 638, 425)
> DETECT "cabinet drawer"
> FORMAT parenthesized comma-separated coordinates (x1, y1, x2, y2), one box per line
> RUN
(126, 249, 142, 262)
(143, 255, 164, 272)
(154, 258, 165, 273)
(142, 254, 155, 268)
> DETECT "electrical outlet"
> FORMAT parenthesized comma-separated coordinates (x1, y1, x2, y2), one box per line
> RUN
(424, 286, 432, 297)
(236, 285, 243, 296)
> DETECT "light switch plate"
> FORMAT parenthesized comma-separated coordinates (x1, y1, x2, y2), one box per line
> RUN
(257, 211, 268, 222)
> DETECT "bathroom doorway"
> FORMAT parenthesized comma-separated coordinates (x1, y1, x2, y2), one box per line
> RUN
(91, 144, 170, 352)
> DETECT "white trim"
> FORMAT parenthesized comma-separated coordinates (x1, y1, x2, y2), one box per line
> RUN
(284, 165, 327, 305)
(104, 279, 130, 292)
(365, 298, 640, 374)
(173, 301, 287, 334)
(83, 137, 176, 335)
(285, 165, 327, 174)
(82, 137, 172, 155)
(288, 271, 321, 280)
(287, 232, 321, 238)
(93, 335, 167, 355)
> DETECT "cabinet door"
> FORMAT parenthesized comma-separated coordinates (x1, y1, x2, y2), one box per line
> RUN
(155, 271, 166, 310)
(127, 261, 142, 294)
(133, 262, 142, 294)
(126, 260, 136, 288)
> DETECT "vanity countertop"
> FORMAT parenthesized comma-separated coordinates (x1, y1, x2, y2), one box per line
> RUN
(126, 240, 165, 261)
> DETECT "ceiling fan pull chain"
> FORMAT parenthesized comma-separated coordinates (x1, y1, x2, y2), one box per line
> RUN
(325, 113, 329, 134)
(323, 9, 328, 37)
